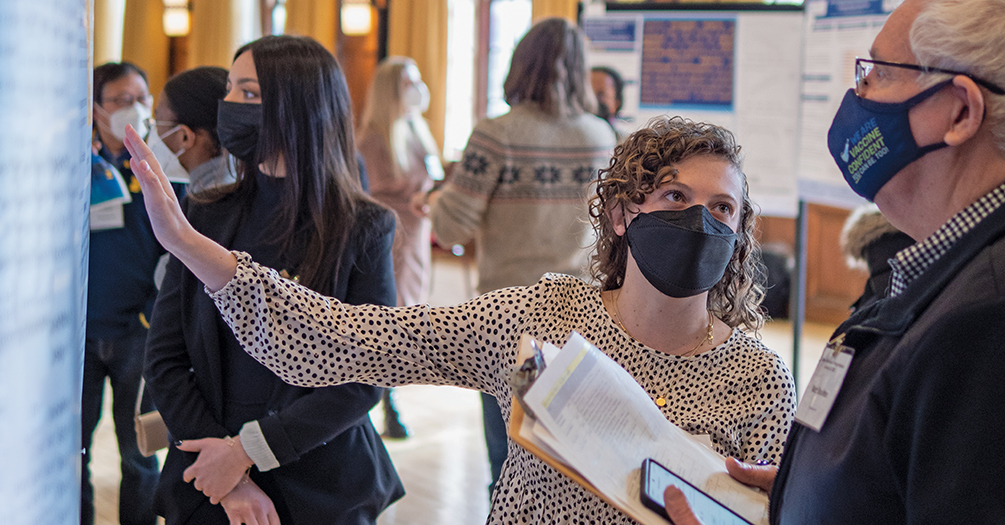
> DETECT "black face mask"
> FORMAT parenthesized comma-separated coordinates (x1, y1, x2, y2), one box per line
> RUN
(596, 101, 612, 121)
(217, 100, 262, 164)
(625, 206, 738, 298)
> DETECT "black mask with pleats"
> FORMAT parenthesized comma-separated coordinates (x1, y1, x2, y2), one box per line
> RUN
(625, 205, 737, 298)
(217, 100, 262, 164)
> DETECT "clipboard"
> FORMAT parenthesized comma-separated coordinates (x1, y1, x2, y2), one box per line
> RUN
(506, 334, 666, 524)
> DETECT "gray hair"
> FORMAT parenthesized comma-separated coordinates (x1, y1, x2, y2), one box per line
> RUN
(911, 0, 1005, 153)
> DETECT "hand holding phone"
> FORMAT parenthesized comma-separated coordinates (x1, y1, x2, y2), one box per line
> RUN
(640, 458, 752, 525)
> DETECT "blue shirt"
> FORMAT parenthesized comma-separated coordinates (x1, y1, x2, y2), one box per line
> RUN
(86, 145, 185, 339)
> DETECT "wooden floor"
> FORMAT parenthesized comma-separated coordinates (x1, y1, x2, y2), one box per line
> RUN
(90, 253, 835, 524)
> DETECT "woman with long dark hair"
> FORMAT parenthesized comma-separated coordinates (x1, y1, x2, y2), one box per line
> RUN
(143, 35, 403, 524)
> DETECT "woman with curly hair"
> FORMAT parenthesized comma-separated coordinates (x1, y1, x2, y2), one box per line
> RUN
(123, 114, 795, 524)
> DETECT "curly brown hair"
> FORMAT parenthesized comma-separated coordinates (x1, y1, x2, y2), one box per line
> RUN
(588, 116, 766, 331)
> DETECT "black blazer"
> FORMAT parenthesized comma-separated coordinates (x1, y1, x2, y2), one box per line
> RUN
(145, 192, 403, 524)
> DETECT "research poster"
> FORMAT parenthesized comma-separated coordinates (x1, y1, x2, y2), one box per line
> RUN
(0, 2, 91, 523)
(584, 8, 804, 217)
(640, 18, 735, 109)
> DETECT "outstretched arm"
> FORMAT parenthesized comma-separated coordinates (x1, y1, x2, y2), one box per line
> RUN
(122, 124, 236, 291)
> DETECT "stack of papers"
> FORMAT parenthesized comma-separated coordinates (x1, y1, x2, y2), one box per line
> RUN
(510, 332, 769, 525)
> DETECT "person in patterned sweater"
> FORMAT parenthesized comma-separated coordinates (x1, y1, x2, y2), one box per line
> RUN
(419, 18, 617, 491)
(123, 114, 795, 525)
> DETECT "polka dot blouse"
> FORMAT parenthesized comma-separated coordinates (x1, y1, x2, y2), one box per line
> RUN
(210, 251, 796, 524)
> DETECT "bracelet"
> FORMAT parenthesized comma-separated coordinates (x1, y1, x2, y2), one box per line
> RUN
(226, 435, 257, 474)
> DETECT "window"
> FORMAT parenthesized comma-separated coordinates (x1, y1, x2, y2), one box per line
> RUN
(271, 0, 287, 35)
(441, 0, 531, 160)
(485, 0, 531, 118)
(443, 0, 477, 160)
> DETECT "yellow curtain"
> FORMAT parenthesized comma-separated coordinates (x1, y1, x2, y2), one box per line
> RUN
(532, 0, 578, 22)
(388, 0, 448, 148)
(187, 0, 258, 70)
(122, 0, 170, 98)
(284, 0, 338, 54)
(94, 0, 126, 65)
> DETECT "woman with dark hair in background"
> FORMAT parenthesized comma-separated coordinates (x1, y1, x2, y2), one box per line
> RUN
(420, 17, 618, 493)
(143, 35, 403, 524)
(590, 66, 633, 142)
(148, 66, 234, 194)
(125, 113, 795, 523)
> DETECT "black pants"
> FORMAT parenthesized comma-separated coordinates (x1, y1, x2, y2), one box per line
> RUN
(481, 392, 507, 496)
(81, 326, 159, 525)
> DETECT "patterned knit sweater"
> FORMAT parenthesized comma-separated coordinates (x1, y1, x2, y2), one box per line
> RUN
(430, 102, 616, 293)
(210, 253, 796, 524)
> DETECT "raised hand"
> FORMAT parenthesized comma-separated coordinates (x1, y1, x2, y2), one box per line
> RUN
(122, 124, 238, 292)
(179, 436, 256, 504)
(122, 124, 191, 254)
(219, 475, 281, 525)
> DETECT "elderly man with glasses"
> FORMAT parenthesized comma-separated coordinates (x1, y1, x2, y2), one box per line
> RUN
(665, 0, 1005, 523)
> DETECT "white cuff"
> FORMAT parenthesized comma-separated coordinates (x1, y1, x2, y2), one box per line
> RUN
(239, 420, 281, 472)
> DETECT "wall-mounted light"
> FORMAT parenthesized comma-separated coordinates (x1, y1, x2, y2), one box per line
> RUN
(341, 0, 372, 36)
(163, 0, 190, 37)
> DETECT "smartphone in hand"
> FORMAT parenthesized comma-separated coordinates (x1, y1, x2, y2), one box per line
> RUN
(640, 458, 752, 525)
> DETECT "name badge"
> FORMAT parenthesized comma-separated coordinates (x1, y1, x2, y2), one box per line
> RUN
(90, 202, 125, 230)
(795, 333, 854, 432)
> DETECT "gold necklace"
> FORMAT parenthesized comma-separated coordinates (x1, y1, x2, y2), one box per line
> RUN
(610, 289, 715, 407)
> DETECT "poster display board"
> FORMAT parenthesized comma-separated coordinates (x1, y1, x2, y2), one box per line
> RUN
(0, 2, 91, 523)
(584, 6, 804, 217)
(795, 0, 896, 209)
(640, 19, 735, 109)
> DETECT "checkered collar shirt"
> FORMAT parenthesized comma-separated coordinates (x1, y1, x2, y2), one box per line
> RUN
(888, 182, 1005, 297)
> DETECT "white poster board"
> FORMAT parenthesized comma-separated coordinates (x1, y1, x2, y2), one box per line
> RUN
(796, 0, 897, 209)
(0, 2, 91, 523)
(583, 7, 804, 217)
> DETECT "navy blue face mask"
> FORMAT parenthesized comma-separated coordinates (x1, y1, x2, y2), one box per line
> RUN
(625, 206, 737, 298)
(827, 80, 952, 201)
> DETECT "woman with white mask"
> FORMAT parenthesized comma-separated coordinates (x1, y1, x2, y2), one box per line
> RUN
(148, 67, 234, 194)
(357, 57, 443, 439)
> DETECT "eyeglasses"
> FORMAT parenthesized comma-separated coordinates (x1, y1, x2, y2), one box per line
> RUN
(143, 118, 179, 130)
(103, 92, 154, 108)
(855, 58, 1005, 96)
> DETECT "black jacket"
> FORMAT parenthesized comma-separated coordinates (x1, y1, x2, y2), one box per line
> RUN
(145, 192, 404, 524)
(771, 199, 1005, 524)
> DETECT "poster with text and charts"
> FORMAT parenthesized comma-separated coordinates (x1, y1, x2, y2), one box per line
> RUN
(795, 0, 898, 209)
(583, 7, 804, 218)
